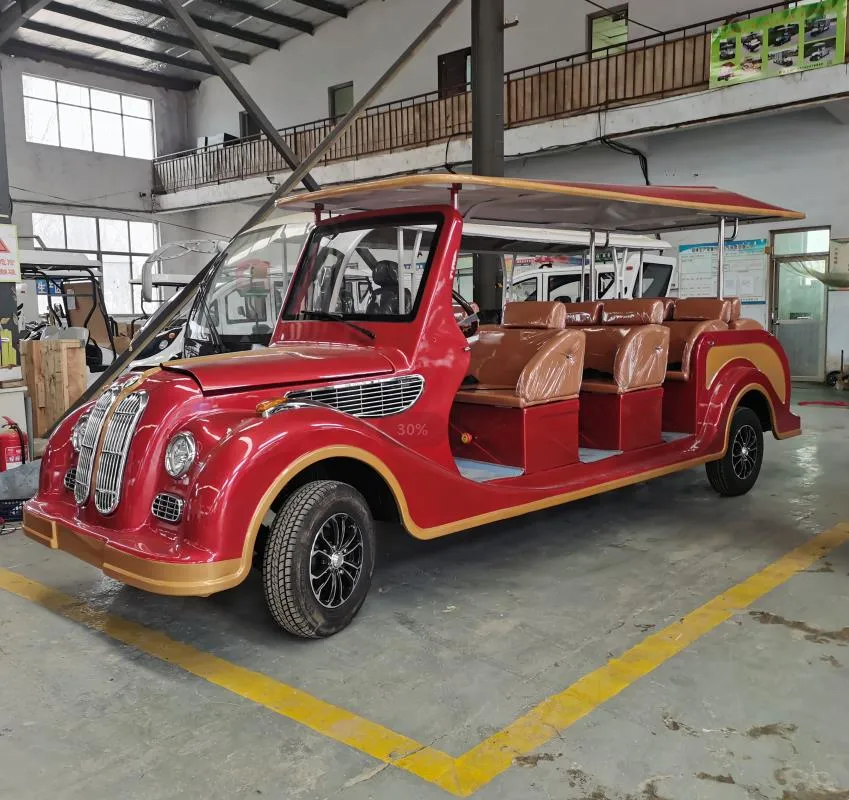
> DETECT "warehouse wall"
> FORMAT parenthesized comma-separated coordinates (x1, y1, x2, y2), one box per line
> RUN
(2, 54, 190, 217)
(188, 0, 750, 142)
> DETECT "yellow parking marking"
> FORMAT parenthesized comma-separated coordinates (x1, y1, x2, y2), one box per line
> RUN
(2, 522, 848, 797)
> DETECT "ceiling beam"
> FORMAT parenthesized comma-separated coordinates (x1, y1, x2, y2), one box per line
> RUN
(2, 39, 199, 90)
(106, 0, 281, 50)
(291, 0, 348, 17)
(47, 2, 252, 64)
(0, 0, 52, 47)
(202, 0, 313, 34)
(24, 20, 218, 74)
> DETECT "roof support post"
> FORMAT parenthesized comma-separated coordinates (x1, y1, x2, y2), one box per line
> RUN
(471, 0, 505, 323)
(0, 63, 11, 224)
(717, 216, 726, 299)
(160, 0, 319, 192)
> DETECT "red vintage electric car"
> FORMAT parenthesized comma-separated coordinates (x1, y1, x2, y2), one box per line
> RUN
(24, 175, 803, 638)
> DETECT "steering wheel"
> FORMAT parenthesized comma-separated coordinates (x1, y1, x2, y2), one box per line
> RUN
(452, 290, 479, 340)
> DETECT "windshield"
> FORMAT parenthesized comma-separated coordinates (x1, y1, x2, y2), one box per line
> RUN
(187, 220, 309, 348)
(282, 216, 441, 322)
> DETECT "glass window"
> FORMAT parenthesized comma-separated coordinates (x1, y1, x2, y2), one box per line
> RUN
(328, 82, 354, 121)
(547, 274, 581, 303)
(282, 219, 439, 321)
(773, 228, 830, 256)
(438, 47, 471, 98)
(30, 212, 158, 315)
(23, 98, 59, 146)
(507, 277, 538, 303)
(640, 262, 673, 297)
(22, 74, 155, 158)
(588, 5, 628, 57)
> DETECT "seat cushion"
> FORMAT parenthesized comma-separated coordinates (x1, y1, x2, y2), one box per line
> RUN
(561, 301, 603, 326)
(502, 301, 566, 329)
(673, 297, 732, 323)
(600, 299, 665, 325)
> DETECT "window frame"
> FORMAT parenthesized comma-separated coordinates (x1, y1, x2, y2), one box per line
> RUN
(328, 81, 354, 122)
(587, 4, 629, 58)
(22, 74, 155, 159)
(31, 211, 159, 316)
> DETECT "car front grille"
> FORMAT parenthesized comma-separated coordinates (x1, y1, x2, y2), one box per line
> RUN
(74, 386, 120, 505)
(94, 392, 148, 515)
(285, 375, 424, 418)
(151, 492, 184, 523)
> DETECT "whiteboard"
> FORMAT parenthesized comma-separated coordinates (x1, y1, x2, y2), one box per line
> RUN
(678, 239, 768, 303)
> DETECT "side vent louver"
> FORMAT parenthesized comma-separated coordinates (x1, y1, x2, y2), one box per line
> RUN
(286, 375, 424, 418)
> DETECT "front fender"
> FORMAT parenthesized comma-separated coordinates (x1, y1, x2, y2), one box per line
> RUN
(181, 406, 407, 562)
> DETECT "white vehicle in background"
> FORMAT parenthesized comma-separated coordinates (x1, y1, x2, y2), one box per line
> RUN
(452, 226, 676, 305)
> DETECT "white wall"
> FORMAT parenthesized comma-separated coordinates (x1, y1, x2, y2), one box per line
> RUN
(2, 54, 190, 220)
(188, 0, 748, 143)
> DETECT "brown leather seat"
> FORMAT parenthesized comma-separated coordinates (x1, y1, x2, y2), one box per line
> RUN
(726, 296, 763, 331)
(664, 297, 731, 380)
(580, 299, 670, 394)
(561, 301, 602, 326)
(456, 301, 585, 407)
(661, 297, 676, 321)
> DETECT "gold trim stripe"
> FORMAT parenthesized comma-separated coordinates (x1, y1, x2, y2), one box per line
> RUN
(5, 522, 848, 796)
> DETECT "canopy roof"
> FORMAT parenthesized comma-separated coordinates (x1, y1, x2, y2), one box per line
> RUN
(276, 174, 804, 233)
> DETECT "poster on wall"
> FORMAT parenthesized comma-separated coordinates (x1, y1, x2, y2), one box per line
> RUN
(710, 0, 847, 88)
(0, 224, 20, 283)
(678, 239, 768, 304)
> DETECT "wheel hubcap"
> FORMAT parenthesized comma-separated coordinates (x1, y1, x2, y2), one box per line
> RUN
(309, 513, 364, 609)
(731, 424, 759, 480)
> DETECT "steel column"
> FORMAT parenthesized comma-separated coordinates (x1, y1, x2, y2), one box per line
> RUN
(471, 0, 505, 322)
(162, 0, 318, 193)
(717, 217, 726, 299)
(0, 65, 11, 223)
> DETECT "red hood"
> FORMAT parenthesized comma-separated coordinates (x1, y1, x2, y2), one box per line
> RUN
(163, 343, 394, 393)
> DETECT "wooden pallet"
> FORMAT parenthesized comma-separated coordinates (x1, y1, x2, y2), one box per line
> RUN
(21, 339, 86, 437)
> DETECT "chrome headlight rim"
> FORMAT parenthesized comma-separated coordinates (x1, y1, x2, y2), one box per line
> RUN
(164, 431, 197, 478)
(71, 413, 90, 453)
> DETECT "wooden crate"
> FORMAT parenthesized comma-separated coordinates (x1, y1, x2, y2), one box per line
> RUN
(21, 339, 86, 437)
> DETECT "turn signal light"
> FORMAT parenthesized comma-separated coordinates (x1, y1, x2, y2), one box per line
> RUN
(256, 398, 287, 416)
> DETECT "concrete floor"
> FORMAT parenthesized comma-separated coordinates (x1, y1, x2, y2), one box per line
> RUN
(1, 383, 848, 800)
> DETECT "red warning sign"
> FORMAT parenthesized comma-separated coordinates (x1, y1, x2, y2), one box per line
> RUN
(0, 240, 9, 254)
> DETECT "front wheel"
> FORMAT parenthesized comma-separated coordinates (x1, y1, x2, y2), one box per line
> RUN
(263, 480, 376, 638)
(705, 407, 764, 497)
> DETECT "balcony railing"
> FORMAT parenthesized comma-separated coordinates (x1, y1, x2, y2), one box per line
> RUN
(153, 0, 810, 195)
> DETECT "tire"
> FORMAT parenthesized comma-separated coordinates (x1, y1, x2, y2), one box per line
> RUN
(826, 370, 840, 388)
(706, 407, 764, 497)
(263, 480, 376, 638)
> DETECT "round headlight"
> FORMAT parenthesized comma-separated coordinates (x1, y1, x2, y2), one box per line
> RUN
(72, 413, 90, 453)
(164, 432, 196, 478)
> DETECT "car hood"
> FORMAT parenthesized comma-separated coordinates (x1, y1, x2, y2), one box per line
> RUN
(163, 343, 394, 393)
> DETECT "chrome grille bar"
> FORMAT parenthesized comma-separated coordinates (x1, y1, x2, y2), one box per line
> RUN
(286, 375, 424, 418)
(94, 391, 148, 515)
(74, 386, 120, 505)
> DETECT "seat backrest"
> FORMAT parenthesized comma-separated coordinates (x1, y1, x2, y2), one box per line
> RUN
(600, 299, 665, 326)
(502, 301, 566, 329)
(673, 297, 732, 323)
(516, 329, 585, 404)
(561, 301, 602, 326)
(727, 297, 742, 322)
(584, 325, 670, 392)
(666, 319, 727, 378)
(661, 297, 676, 321)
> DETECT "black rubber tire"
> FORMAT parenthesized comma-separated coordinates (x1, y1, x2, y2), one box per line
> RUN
(826, 370, 840, 388)
(705, 407, 764, 497)
(263, 480, 376, 638)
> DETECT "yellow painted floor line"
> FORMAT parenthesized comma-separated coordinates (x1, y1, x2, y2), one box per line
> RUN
(3, 522, 848, 797)
(0, 568, 463, 796)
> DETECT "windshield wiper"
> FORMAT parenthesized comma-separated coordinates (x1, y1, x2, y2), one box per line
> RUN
(300, 310, 376, 340)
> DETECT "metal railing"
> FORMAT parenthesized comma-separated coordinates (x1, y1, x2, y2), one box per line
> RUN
(152, 0, 809, 195)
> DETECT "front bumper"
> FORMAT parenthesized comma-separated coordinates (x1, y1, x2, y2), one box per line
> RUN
(23, 507, 244, 597)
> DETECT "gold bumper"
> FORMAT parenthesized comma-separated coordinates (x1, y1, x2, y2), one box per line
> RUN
(23, 510, 243, 597)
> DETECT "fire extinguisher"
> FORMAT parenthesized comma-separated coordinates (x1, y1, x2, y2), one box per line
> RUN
(0, 417, 27, 471)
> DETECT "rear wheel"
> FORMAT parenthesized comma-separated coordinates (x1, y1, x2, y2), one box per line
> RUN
(263, 480, 376, 638)
(706, 407, 764, 497)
